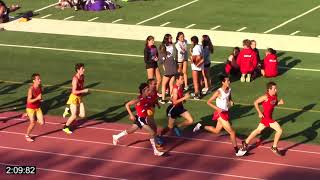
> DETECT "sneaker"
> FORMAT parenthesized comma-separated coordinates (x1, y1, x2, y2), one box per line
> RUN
(184, 86, 189, 91)
(236, 148, 247, 157)
(240, 74, 246, 82)
(193, 95, 200, 100)
(154, 149, 165, 156)
(190, 92, 195, 97)
(173, 126, 182, 137)
(158, 99, 166, 104)
(63, 108, 70, 118)
(193, 123, 202, 132)
(112, 135, 118, 145)
(25, 135, 34, 142)
(271, 146, 282, 156)
(155, 136, 164, 145)
(201, 88, 209, 95)
(167, 100, 172, 104)
(246, 74, 251, 82)
(62, 127, 73, 134)
(74, 6, 78, 11)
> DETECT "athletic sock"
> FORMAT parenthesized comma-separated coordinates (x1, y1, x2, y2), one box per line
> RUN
(115, 130, 128, 139)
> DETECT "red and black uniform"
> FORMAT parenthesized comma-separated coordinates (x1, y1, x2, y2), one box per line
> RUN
(263, 53, 278, 77)
(166, 84, 187, 119)
(135, 95, 151, 128)
(26, 86, 42, 109)
(236, 48, 258, 74)
(75, 75, 84, 96)
(144, 45, 159, 69)
(260, 93, 278, 127)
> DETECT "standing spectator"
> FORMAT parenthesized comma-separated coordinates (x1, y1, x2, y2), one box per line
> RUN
(237, 39, 258, 82)
(261, 48, 278, 78)
(201, 35, 213, 94)
(175, 32, 189, 91)
(190, 36, 204, 100)
(144, 36, 161, 91)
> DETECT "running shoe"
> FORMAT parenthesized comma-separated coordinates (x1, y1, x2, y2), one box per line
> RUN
(25, 135, 34, 142)
(62, 127, 73, 134)
(112, 135, 118, 145)
(271, 146, 282, 156)
(193, 123, 202, 132)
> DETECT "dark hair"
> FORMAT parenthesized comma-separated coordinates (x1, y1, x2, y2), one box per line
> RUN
(31, 73, 40, 80)
(191, 36, 199, 45)
(147, 78, 156, 84)
(158, 44, 167, 55)
(162, 34, 172, 46)
(176, 32, 184, 42)
(233, 47, 240, 54)
(243, 39, 251, 47)
(267, 81, 277, 90)
(202, 35, 213, 53)
(75, 63, 84, 72)
(145, 35, 154, 47)
(174, 72, 184, 80)
(267, 48, 277, 55)
(219, 74, 229, 83)
(139, 83, 149, 94)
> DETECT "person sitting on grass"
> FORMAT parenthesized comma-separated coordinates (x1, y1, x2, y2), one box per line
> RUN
(261, 48, 278, 78)
(0, 0, 19, 23)
(225, 47, 240, 76)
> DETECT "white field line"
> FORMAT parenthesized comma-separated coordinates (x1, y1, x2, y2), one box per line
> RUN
(40, 14, 52, 19)
(290, 31, 300, 36)
(1, 130, 320, 173)
(185, 24, 196, 29)
(136, 0, 199, 25)
(1, 117, 320, 155)
(0, 43, 319, 72)
(264, 5, 320, 33)
(0, 162, 126, 180)
(210, 25, 221, 30)
(34, 3, 59, 12)
(160, 22, 171, 27)
(236, 27, 247, 32)
(0, 144, 263, 180)
(88, 17, 99, 22)
(112, 19, 123, 23)
(63, 16, 75, 21)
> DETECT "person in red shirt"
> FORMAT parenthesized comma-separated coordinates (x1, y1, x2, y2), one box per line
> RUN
(240, 82, 284, 156)
(25, 73, 44, 142)
(162, 73, 194, 137)
(112, 83, 164, 156)
(236, 39, 258, 82)
(62, 63, 89, 134)
(225, 47, 240, 75)
(261, 48, 278, 78)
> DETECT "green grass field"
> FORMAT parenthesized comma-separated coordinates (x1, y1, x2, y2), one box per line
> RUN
(4, 0, 320, 36)
(0, 30, 319, 144)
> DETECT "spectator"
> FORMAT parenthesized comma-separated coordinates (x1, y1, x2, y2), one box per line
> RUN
(0, 0, 19, 23)
(261, 48, 278, 78)
(175, 32, 189, 91)
(225, 47, 240, 75)
(190, 36, 204, 100)
(237, 39, 258, 82)
(201, 35, 214, 94)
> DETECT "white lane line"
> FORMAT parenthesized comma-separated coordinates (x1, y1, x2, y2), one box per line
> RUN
(1, 117, 320, 155)
(210, 25, 221, 30)
(0, 162, 127, 180)
(290, 31, 301, 36)
(160, 22, 171, 27)
(0, 144, 263, 180)
(112, 19, 123, 23)
(236, 27, 247, 32)
(264, 5, 320, 33)
(34, 3, 59, 12)
(185, 24, 196, 29)
(136, 0, 199, 25)
(0, 43, 320, 72)
(40, 14, 52, 19)
(63, 16, 75, 21)
(88, 17, 99, 22)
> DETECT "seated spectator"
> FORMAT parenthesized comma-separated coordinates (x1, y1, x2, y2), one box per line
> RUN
(261, 48, 278, 78)
(0, 0, 19, 23)
(225, 47, 240, 75)
(83, 0, 118, 11)
(237, 39, 257, 82)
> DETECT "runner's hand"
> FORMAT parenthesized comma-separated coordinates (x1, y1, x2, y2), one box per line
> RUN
(258, 112, 264, 118)
(129, 115, 135, 121)
(184, 92, 190, 99)
(83, 89, 89, 93)
(278, 99, 284, 105)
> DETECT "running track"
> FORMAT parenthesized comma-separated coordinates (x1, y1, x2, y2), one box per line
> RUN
(0, 112, 319, 180)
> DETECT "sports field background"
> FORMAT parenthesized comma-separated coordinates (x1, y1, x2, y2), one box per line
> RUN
(1, 0, 320, 144)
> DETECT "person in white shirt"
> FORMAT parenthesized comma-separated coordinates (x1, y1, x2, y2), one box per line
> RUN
(193, 75, 241, 155)
(190, 36, 204, 100)
(175, 32, 189, 90)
